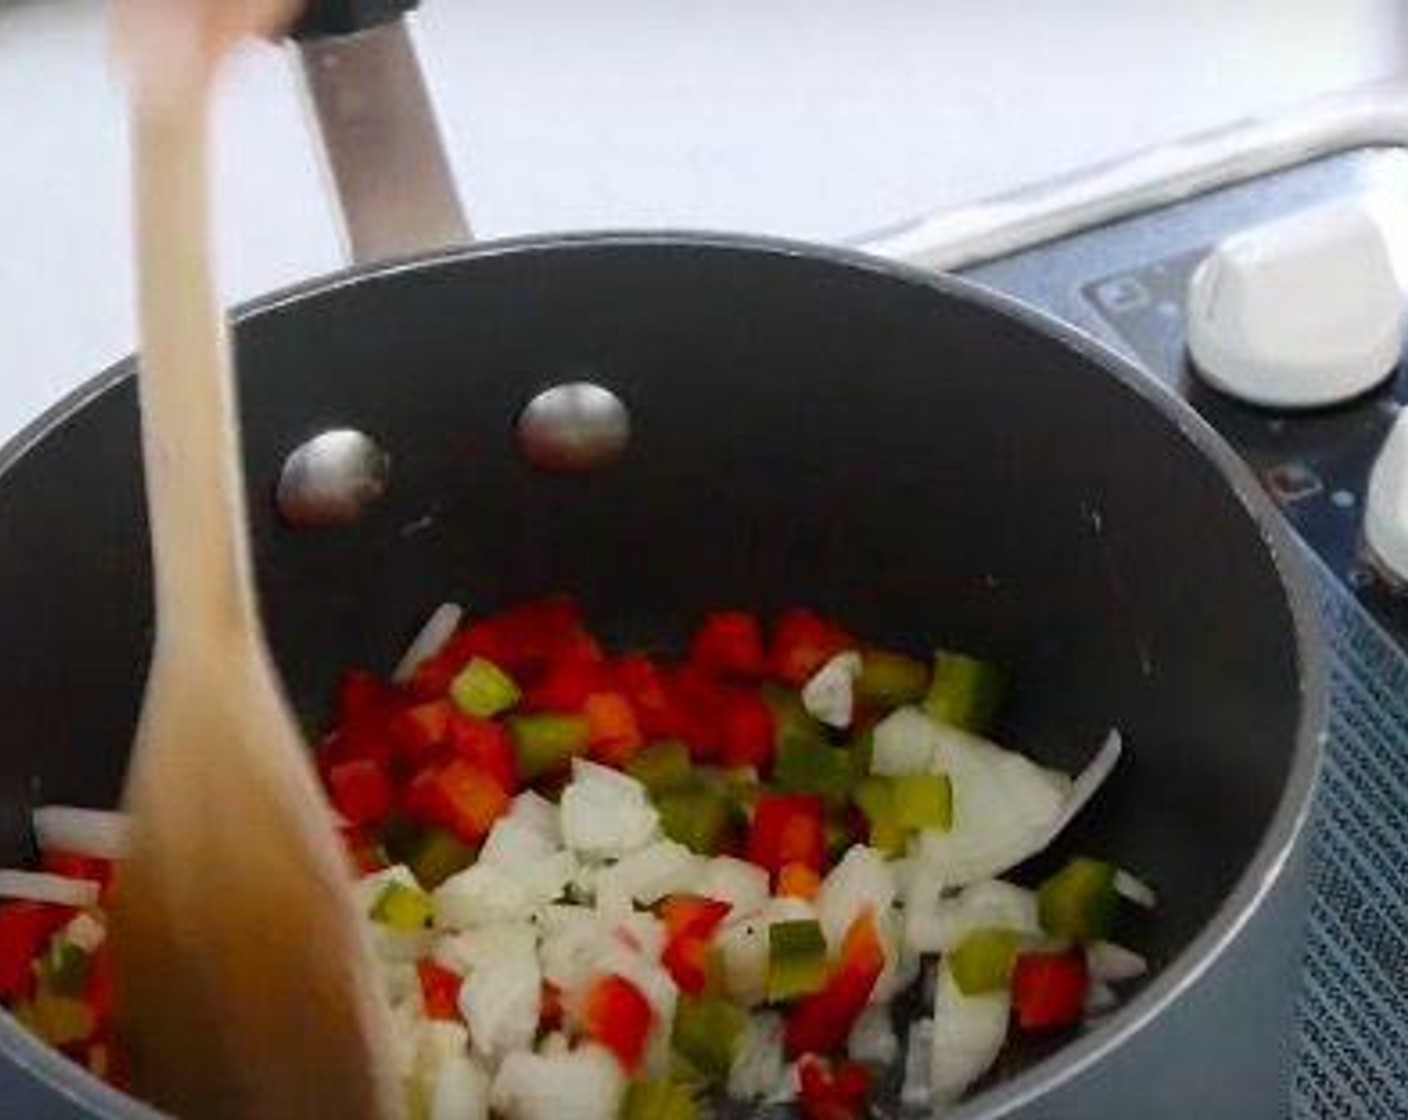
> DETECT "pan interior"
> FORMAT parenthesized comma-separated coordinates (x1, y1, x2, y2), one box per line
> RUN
(0, 238, 1303, 1105)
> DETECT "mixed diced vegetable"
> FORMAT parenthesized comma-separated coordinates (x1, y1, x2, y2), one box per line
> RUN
(0, 596, 1153, 1117)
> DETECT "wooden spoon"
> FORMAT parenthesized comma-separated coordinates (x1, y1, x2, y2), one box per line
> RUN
(108, 3, 401, 1116)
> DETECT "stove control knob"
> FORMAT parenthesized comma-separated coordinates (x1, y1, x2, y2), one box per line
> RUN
(1187, 198, 1406, 408)
(1367, 408, 1408, 583)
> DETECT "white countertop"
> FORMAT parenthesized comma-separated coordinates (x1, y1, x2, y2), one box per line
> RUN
(0, 0, 1403, 441)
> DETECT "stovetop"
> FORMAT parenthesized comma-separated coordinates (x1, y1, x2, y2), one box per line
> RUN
(960, 146, 1408, 653)
(946, 146, 1408, 1119)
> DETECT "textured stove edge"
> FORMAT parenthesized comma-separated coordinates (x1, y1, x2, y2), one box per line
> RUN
(853, 79, 1408, 274)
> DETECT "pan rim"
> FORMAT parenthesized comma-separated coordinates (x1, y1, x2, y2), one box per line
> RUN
(0, 228, 1326, 1119)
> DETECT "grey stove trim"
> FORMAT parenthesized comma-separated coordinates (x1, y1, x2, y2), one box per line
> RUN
(855, 79, 1408, 272)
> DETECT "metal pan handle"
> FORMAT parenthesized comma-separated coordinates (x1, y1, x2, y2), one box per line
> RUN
(293, 2, 472, 264)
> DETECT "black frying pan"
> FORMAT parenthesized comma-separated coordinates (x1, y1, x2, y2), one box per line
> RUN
(0, 230, 1321, 1116)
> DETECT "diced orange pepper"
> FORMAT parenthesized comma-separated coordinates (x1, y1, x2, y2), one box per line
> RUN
(585, 691, 645, 766)
(777, 861, 822, 901)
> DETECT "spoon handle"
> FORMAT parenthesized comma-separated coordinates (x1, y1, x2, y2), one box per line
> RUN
(131, 93, 260, 656)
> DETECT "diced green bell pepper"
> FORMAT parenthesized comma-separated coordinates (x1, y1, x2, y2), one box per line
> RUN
(949, 927, 1025, 995)
(762, 685, 828, 750)
(1038, 857, 1119, 942)
(824, 811, 856, 863)
(849, 727, 874, 777)
(923, 650, 1004, 733)
(370, 880, 433, 931)
(621, 1078, 699, 1120)
(774, 734, 856, 804)
(449, 657, 521, 718)
(672, 994, 745, 1083)
(767, 919, 829, 1002)
(856, 649, 931, 709)
(40, 941, 92, 998)
(15, 993, 95, 1047)
(854, 776, 904, 856)
(892, 772, 953, 832)
(626, 740, 694, 794)
(405, 826, 476, 889)
(657, 786, 732, 855)
(508, 713, 590, 779)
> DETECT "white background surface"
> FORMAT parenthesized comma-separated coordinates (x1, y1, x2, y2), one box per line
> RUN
(0, 0, 1404, 441)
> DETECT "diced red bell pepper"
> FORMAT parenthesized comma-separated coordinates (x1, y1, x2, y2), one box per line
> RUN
(770, 609, 853, 687)
(523, 654, 613, 713)
(797, 1055, 871, 1120)
(319, 722, 394, 774)
(339, 669, 397, 726)
(417, 959, 463, 1021)
(39, 851, 113, 891)
(0, 900, 72, 1001)
(613, 655, 685, 740)
(447, 714, 519, 793)
(662, 667, 726, 759)
(403, 759, 510, 844)
(327, 758, 396, 826)
(577, 973, 654, 1074)
(1012, 948, 1089, 1031)
(785, 909, 885, 1058)
(540, 980, 565, 1034)
(339, 825, 388, 874)
(478, 597, 603, 676)
(388, 700, 453, 765)
(86, 944, 114, 1024)
(747, 794, 826, 879)
(716, 687, 775, 771)
(659, 895, 732, 995)
(584, 691, 645, 766)
(691, 611, 767, 678)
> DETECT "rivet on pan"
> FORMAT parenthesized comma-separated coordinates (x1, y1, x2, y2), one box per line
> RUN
(276, 429, 390, 527)
(517, 382, 631, 472)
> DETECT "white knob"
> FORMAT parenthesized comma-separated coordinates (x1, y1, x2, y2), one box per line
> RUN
(1367, 408, 1408, 582)
(1186, 198, 1406, 409)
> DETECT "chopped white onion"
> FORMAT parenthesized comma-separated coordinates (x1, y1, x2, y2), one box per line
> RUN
(460, 924, 541, 1064)
(699, 856, 770, 919)
(1087, 940, 1148, 984)
(434, 863, 535, 930)
(765, 1062, 801, 1105)
(32, 806, 130, 860)
(491, 1043, 623, 1120)
(560, 774, 659, 859)
(900, 1017, 935, 1108)
(1040, 730, 1123, 849)
(0, 870, 99, 908)
(1084, 979, 1119, 1017)
(60, 912, 106, 953)
(430, 1054, 490, 1120)
(848, 1005, 899, 1065)
(871, 706, 944, 776)
(393, 602, 464, 682)
(728, 1012, 786, 1101)
(930, 966, 1010, 1105)
(816, 845, 897, 949)
(903, 878, 1039, 956)
(1115, 868, 1158, 909)
(912, 727, 1121, 889)
(801, 651, 862, 729)
(593, 840, 700, 918)
(479, 816, 559, 870)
